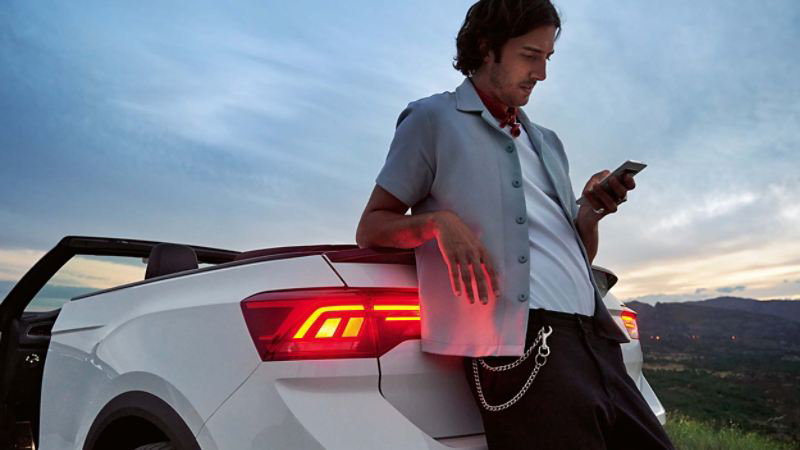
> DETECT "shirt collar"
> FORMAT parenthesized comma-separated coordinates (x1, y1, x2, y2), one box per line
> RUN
(468, 77, 521, 138)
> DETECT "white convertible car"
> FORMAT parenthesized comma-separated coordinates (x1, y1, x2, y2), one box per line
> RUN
(0, 236, 665, 450)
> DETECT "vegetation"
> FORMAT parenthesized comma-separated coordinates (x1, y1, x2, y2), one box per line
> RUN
(640, 334, 800, 446)
(627, 298, 800, 447)
(665, 411, 797, 450)
(644, 364, 798, 440)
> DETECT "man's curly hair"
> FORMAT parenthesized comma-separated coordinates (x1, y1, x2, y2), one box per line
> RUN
(453, 0, 561, 76)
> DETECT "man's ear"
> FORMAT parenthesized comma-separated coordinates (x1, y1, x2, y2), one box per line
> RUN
(478, 38, 493, 65)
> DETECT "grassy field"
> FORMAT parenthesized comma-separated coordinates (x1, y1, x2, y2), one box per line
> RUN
(628, 299, 800, 448)
(644, 354, 799, 449)
(665, 411, 798, 450)
(642, 349, 799, 445)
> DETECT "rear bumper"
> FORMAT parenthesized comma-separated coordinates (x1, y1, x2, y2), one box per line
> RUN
(198, 349, 665, 449)
(197, 359, 486, 450)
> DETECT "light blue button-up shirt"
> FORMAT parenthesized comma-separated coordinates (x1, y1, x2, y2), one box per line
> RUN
(375, 77, 629, 357)
(507, 122, 596, 316)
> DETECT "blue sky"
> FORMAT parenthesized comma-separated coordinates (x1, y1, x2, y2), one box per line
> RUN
(1, 0, 799, 303)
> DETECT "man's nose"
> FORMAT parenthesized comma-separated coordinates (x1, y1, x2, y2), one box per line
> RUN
(534, 62, 547, 81)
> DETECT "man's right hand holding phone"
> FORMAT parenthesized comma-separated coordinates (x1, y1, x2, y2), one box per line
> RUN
(581, 170, 636, 218)
(578, 160, 645, 219)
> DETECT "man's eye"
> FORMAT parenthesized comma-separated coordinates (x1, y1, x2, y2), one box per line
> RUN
(523, 54, 551, 61)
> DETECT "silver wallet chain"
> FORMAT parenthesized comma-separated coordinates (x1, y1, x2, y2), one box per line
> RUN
(472, 325, 553, 412)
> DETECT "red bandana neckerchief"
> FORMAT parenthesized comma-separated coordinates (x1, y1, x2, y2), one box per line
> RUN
(469, 77, 521, 138)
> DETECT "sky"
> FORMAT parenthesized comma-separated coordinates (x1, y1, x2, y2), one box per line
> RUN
(1, 0, 799, 305)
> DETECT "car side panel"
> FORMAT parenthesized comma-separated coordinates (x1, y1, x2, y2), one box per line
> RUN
(604, 292, 644, 381)
(39, 256, 344, 450)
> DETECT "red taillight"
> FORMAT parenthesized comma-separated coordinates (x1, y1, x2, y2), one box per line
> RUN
(240, 287, 420, 361)
(620, 310, 639, 339)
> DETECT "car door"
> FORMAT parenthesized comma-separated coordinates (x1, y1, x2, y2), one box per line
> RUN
(0, 236, 238, 449)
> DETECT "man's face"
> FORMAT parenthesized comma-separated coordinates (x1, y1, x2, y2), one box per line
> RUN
(481, 25, 556, 108)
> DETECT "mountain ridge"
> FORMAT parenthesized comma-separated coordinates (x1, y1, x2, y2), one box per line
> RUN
(625, 295, 800, 324)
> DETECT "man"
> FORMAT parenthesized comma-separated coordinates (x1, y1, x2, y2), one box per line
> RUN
(356, 1, 675, 448)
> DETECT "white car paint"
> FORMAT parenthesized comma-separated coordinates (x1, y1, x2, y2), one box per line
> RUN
(37, 252, 665, 449)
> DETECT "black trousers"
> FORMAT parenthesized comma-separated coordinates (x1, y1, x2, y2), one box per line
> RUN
(462, 308, 675, 450)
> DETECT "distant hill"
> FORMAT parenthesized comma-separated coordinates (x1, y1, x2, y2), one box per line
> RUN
(691, 296, 800, 324)
(625, 299, 800, 352)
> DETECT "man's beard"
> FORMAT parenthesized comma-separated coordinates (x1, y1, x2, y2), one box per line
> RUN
(488, 66, 514, 107)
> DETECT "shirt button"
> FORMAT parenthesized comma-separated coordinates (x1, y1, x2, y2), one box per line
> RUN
(505, 144, 514, 153)
(512, 179, 522, 188)
(518, 255, 528, 263)
(515, 216, 525, 224)
(518, 293, 528, 302)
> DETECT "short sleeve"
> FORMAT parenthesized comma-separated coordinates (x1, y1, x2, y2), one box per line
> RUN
(375, 101, 436, 208)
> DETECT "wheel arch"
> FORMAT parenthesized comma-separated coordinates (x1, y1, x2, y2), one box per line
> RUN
(82, 391, 200, 450)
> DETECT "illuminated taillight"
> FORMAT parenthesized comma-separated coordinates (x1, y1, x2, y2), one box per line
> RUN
(240, 287, 420, 361)
(620, 310, 639, 339)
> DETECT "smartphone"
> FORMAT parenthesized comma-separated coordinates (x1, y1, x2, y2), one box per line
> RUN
(576, 160, 647, 206)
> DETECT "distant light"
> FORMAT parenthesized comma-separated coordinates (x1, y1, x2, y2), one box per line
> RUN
(655, 335, 661, 341)
(731, 335, 736, 340)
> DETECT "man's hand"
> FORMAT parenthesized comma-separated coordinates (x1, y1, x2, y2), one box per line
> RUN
(433, 211, 500, 305)
(574, 170, 635, 264)
(579, 170, 636, 222)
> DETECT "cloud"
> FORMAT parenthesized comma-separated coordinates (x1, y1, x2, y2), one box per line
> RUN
(50, 256, 145, 290)
(0, 249, 46, 282)
(716, 285, 746, 294)
(623, 292, 708, 305)
(0, 281, 14, 301)
(609, 237, 800, 300)
(647, 192, 758, 234)
(2, 0, 800, 306)
(0, 247, 145, 291)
